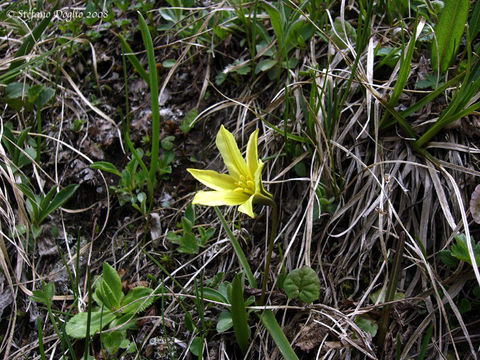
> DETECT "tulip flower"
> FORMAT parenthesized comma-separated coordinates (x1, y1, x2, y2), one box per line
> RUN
(187, 125, 273, 218)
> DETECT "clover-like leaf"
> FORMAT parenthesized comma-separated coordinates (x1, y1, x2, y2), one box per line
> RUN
(283, 266, 320, 303)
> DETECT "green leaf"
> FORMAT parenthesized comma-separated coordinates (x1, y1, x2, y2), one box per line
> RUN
(184, 311, 194, 332)
(118, 33, 150, 84)
(439, 249, 459, 268)
(470, 0, 480, 40)
(255, 59, 278, 74)
(283, 266, 320, 303)
(40, 184, 79, 224)
(331, 17, 357, 50)
(216, 310, 233, 333)
(5, 82, 27, 99)
(138, 12, 161, 198)
(431, 0, 470, 73)
(96, 263, 123, 310)
(259, 310, 299, 360)
(184, 204, 195, 225)
(458, 297, 471, 314)
(161, 136, 175, 151)
(230, 273, 249, 354)
(190, 336, 203, 357)
(355, 315, 378, 336)
(66, 310, 116, 338)
(451, 234, 480, 266)
(31, 282, 55, 306)
(370, 288, 405, 303)
(101, 330, 125, 354)
(162, 59, 176, 68)
(91, 161, 122, 177)
(8, 2, 58, 75)
(85, 2, 98, 26)
(215, 207, 257, 288)
(120, 286, 156, 315)
(180, 108, 198, 135)
(36, 87, 55, 108)
(201, 287, 229, 304)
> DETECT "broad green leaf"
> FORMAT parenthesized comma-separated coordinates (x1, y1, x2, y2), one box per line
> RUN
(283, 266, 320, 303)
(355, 315, 378, 336)
(91, 161, 122, 177)
(439, 250, 459, 268)
(96, 263, 123, 310)
(66, 310, 116, 338)
(200, 287, 229, 304)
(230, 273, 249, 354)
(451, 234, 480, 266)
(259, 310, 299, 360)
(36, 87, 55, 108)
(216, 310, 233, 333)
(431, 0, 469, 73)
(101, 330, 125, 354)
(120, 287, 156, 315)
(255, 59, 278, 74)
(5, 82, 27, 99)
(190, 336, 203, 357)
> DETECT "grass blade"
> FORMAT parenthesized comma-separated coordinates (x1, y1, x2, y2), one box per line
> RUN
(138, 12, 160, 203)
(379, 18, 424, 129)
(117, 33, 150, 84)
(431, 0, 469, 73)
(259, 310, 299, 360)
(231, 273, 249, 354)
(8, 1, 59, 75)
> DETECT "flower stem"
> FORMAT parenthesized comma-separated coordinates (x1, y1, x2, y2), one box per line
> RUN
(214, 206, 257, 288)
(260, 199, 278, 305)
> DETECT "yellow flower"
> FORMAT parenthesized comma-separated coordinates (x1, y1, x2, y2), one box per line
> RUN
(187, 125, 273, 218)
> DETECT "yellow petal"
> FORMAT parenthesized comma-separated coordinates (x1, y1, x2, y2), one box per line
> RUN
(192, 190, 249, 206)
(246, 129, 259, 177)
(254, 160, 273, 198)
(216, 125, 248, 179)
(238, 195, 255, 218)
(187, 169, 236, 191)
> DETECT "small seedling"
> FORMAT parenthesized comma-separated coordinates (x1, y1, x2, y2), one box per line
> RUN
(166, 204, 215, 254)
(66, 263, 161, 355)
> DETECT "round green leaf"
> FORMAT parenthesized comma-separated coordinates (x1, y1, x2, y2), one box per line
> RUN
(283, 266, 320, 303)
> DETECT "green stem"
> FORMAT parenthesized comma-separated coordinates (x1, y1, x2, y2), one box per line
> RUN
(214, 207, 257, 288)
(260, 199, 278, 305)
